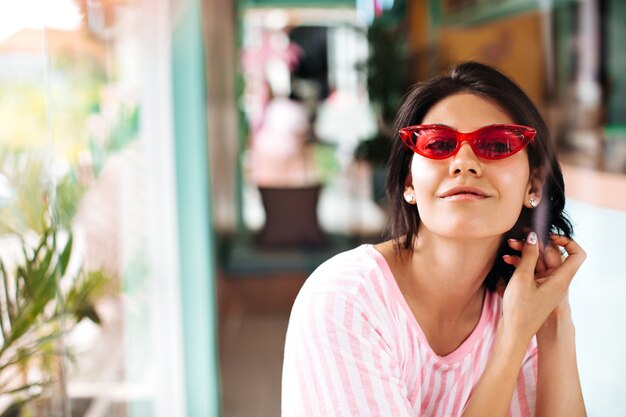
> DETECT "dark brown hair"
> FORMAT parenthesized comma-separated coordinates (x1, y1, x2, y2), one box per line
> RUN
(385, 61, 573, 290)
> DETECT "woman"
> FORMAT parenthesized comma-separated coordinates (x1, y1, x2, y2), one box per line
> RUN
(282, 62, 587, 416)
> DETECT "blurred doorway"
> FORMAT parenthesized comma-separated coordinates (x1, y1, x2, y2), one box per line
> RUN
(237, 6, 386, 262)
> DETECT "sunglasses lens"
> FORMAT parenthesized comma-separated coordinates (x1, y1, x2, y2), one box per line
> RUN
(416, 129, 458, 158)
(474, 128, 525, 159)
(400, 125, 534, 159)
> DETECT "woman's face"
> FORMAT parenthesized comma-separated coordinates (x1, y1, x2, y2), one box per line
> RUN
(407, 93, 538, 240)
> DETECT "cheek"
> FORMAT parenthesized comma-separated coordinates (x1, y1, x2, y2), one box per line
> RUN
(497, 166, 531, 202)
(495, 168, 532, 229)
(409, 157, 441, 193)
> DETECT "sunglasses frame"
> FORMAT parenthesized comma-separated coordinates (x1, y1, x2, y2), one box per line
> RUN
(398, 123, 537, 160)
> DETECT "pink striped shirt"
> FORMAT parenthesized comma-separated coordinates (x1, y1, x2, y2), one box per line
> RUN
(282, 244, 538, 416)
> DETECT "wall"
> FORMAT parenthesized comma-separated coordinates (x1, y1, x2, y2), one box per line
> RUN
(437, 12, 546, 107)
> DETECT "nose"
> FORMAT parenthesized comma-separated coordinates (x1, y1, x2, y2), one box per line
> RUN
(448, 142, 483, 176)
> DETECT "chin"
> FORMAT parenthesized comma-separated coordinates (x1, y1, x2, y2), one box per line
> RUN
(425, 221, 511, 241)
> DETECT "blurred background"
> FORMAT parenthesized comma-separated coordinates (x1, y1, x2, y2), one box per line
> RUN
(0, 0, 624, 416)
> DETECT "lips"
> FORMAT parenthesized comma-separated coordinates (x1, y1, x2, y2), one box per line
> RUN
(440, 185, 490, 200)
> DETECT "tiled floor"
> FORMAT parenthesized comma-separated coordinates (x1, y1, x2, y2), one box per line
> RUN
(218, 274, 306, 417)
(220, 314, 289, 417)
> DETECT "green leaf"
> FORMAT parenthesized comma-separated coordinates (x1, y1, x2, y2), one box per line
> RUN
(0, 259, 10, 339)
(0, 397, 28, 417)
(4, 303, 39, 347)
(65, 270, 107, 324)
(58, 234, 72, 277)
(0, 337, 63, 373)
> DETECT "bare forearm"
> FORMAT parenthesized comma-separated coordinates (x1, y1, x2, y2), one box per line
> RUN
(462, 325, 528, 417)
(536, 316, 586, 417)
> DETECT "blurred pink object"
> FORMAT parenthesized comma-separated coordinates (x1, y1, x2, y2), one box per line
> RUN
(241, 31, 303, 73)
(249, 98, 317, 187)
(252, 98, 308, 158)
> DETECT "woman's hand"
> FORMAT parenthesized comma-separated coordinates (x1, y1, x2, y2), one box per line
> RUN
(500, 233, 586, 342)
(506, 235, 579, 323)
(505, 235, 588, 417)
(463, 234, 587, 417)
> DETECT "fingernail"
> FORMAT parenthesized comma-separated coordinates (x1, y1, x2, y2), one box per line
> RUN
(527, 232, 537, 245)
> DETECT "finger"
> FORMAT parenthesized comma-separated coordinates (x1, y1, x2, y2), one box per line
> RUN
(541, 236, 587, 291)
(516, 231, 540, 276)
(543, 242, 562, 269)
(502, 254, 521, 267)
(509, 238, 547, 272)
(549, 235, 587, 270)
(549, 235, 586, 258)
(507, 239, 524, 251)
(536, 239, 548, 273)
(506, 255, 555, 281)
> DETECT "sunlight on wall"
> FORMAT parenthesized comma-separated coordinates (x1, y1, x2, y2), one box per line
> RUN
(0, 0, 82, 42)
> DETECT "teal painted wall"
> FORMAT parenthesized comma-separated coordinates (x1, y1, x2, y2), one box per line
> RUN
(171, 0, 221, 415)
(240, 0, 354, 7)
(430, 0, 579, 28)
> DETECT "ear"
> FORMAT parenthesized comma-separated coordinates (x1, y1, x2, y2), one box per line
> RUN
(403, 174, 417, 205)
(524, 167, 545, 208)
(403, 172, 414, 192)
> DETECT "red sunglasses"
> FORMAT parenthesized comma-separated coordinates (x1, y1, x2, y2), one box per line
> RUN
(398, 124, 536, 160)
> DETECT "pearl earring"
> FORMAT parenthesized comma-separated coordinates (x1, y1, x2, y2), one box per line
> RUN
(529, 197, 538, 208)
(404, 193, 415, 203)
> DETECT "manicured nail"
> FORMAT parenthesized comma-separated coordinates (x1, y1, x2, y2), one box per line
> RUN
(527, 232, 537, 245)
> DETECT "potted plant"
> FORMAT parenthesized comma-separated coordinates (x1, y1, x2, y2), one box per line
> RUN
(0, 224, 108, 416)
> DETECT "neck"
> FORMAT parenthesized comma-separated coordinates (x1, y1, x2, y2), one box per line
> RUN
(402, 226, 502, 321)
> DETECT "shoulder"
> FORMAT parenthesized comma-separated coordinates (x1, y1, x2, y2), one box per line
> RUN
(296, 244, 388, 302)
(286, 244, 402, 349)
(288, 244, 401, 326)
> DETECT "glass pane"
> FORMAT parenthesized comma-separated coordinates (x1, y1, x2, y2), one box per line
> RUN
(0, 6, 70, 415)
(0, 1, 184, 415)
